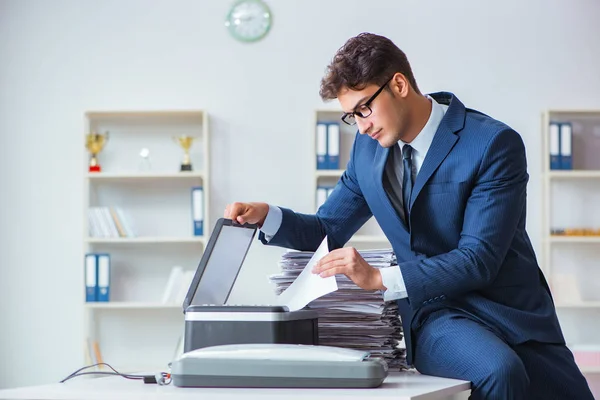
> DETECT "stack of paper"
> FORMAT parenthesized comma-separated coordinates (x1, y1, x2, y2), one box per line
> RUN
(269, 248, 407, 370)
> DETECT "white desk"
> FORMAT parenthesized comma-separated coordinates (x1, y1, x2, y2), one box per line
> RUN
(0, 371, 470, 400)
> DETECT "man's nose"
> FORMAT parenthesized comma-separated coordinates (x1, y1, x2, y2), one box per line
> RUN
(356, 117, 373, 135)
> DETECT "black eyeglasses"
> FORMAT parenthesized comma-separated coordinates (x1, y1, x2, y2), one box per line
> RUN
(341, 77, 393, 126)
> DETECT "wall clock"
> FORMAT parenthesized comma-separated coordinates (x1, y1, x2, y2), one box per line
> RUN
(225, 0, 272, 43)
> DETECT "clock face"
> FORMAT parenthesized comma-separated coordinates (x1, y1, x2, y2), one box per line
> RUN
(225, 0, 272, 43)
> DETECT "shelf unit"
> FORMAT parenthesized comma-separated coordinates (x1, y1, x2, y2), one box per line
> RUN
(313, 110, 389, 248)
(82, 110, 209, 371)
(541, 109, 600, 375)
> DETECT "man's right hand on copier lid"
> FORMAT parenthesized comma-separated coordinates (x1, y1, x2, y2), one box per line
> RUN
(224, 202, 269, 227)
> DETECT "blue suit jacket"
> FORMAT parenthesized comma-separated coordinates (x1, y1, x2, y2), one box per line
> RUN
(261, 92, 564, 365)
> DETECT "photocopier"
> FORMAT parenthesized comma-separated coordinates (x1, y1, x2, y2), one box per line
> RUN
(170, 218, 388, 388)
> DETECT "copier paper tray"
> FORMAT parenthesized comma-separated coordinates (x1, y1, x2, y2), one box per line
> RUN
(171, 343, 388, 388)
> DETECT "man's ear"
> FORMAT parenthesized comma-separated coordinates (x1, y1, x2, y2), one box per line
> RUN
(391, 72, 410, 98)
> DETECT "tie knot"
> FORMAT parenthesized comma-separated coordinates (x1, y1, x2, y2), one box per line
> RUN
(402, 145, 413, 160)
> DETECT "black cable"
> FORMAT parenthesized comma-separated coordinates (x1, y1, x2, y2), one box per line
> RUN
(61, 371, 144, 382)
(60, 362, 169, 384)
(60, 363, 138, 383)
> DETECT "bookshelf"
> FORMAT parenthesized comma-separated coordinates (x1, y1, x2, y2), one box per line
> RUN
(313, 109, 389, 249)
(82, 110, 209, 371)
(541, 109, 600, 375)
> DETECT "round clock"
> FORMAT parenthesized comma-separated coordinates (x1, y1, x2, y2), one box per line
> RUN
(225, 0, 272, 43)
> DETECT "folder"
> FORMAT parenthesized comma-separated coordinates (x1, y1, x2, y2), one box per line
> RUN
(549, 122, 560, 170)
(97, 254, 111, 302)
(316, 123, 328, 170)
(560, 122, 572, 170)
(327, 123, 340, 170)
(85, 254, 97, 302)
(316, 186, 328, 210)
(192, 186, 204, 236)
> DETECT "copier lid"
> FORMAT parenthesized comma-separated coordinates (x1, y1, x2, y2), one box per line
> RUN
(183, 218, 258, 311)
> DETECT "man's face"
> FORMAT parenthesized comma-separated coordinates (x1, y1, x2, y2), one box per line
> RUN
(338, 77, 408, 148)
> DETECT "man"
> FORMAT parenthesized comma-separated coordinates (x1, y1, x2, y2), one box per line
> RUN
(225, 33, 593, 399)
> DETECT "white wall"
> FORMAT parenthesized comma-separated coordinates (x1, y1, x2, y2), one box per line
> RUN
(1, 0, 600, 388)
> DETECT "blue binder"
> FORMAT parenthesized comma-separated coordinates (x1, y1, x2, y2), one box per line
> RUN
(549, 122, 561, 170)
(316, 122, 328, 170)
(559, 122, 572, 170)
(192, 186, 204, 236)
(85, 254, 97, 302)
(327, 123, 340, 170)
(97, 254, 111, 302)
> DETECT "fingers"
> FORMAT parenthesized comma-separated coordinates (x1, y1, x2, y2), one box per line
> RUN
(312, 248, 351, 273)
(318, 266, 345, 278)
(224, 202, 248, 223)
(313, 257, 348, 275)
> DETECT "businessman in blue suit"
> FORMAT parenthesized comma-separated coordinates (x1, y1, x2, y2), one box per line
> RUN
(225, 33, 593, 399)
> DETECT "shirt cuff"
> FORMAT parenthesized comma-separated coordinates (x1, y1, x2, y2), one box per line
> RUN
(260, 204, 283, 242)
(379, 266, 408, 301)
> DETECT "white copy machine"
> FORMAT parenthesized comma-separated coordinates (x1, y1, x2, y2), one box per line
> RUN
(171, 343, 388, 388)
(171, 218, 389, 388)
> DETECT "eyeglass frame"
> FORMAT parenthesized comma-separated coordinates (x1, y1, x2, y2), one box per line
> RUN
(340, 77, 393, 126)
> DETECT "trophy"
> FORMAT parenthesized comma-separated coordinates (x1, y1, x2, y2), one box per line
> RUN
(173, 135, 196, 171)
(86, 131, 109, 172)
(138, 147, 152, 171)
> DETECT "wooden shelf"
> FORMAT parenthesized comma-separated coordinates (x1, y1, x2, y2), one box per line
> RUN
(548, 236, 600, 243)
(85, 302, 182, 310)
(315, 169, 344, 178)
(85, 237, 205, 244)
(547, 170, 600, 179)
(82, 109, 210, 375)
(580, 367, 600, 374)
(86, 172, 204, 180)
(555, 302, 600, 309)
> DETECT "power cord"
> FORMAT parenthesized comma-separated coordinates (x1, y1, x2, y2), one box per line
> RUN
(60, 362, 171, 385)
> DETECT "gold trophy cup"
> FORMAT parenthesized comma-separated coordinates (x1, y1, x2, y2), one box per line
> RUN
(86, 132, 109, 172)
(173, 135, 196, 171)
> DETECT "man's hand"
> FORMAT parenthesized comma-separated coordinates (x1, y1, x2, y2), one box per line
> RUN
(224, 202, 269, 227)
(312, 247, 385, 291)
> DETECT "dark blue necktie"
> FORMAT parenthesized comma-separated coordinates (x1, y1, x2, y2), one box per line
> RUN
(402, 145, 413, 229)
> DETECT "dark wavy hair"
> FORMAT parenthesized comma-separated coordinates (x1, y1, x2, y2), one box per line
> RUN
(319, 33, 420, 100)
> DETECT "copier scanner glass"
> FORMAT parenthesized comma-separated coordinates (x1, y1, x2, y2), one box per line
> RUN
(183, 218, 258, 309)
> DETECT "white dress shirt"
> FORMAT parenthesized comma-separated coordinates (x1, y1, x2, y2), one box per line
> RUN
(261, 96, 448, 302)
(378, 96, 448, 300)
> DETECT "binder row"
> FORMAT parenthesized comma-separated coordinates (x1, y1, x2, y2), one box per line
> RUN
(85, 253, 111, 302)
(88, 207, 136, 238)
(316, 122, 340, 170)
(549, 121, 573, 170)
(88, 188, 204, 238)
(316, 185, 335, 210)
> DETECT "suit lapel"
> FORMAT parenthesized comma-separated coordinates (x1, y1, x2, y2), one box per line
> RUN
(409, 92, 465, 209)
(409, 124, 458, 208)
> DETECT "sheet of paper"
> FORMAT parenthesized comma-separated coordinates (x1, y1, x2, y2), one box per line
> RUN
(275, 236, 338, 311)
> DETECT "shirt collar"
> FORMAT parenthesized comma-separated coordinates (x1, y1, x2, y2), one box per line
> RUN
(399, 95, 446, 155)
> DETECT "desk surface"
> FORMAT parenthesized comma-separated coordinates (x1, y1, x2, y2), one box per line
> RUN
(0, 371, 470, 400)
